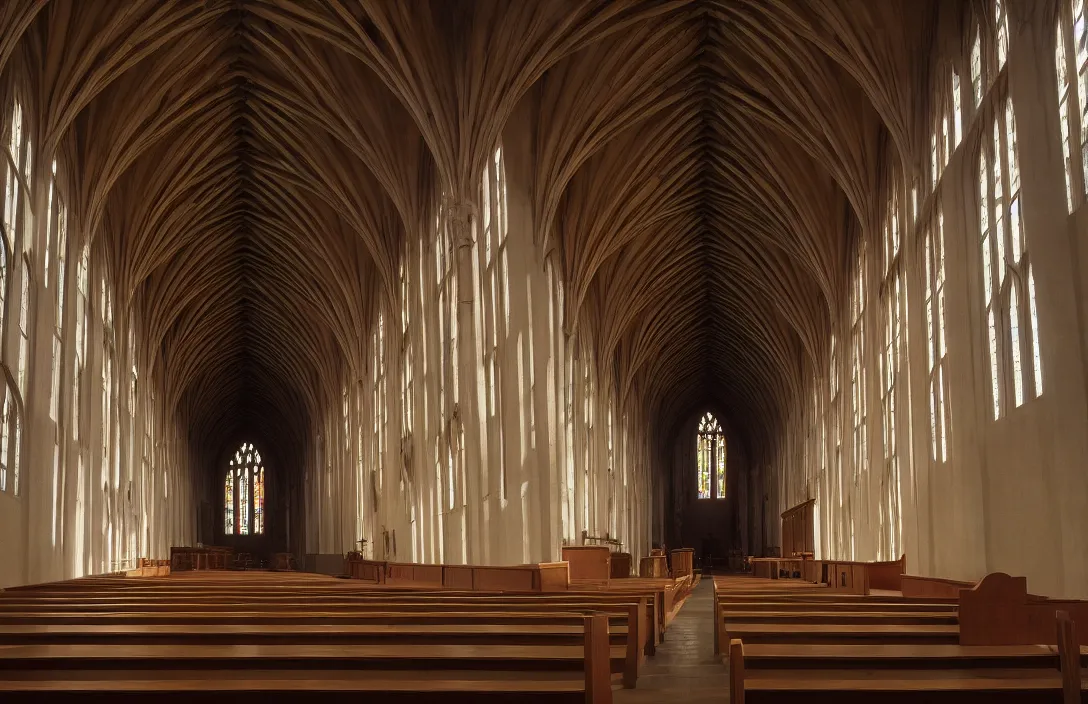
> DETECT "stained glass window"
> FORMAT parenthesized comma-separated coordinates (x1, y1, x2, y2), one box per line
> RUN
(696, 412, 726, 499)
(254, 466, 264, 535)
(224, 442, 265, 535)
(224, 465, 234, 533)
(238, 465, 249, 535)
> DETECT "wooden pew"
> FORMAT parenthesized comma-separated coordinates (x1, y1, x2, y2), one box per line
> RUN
(0, 614, 616, 704)
(609, 553, 632, 579)
(0, 570, 646, 701)
(900, 574, 977, 598)
(729, 638, 1088, 702)
(0, 607, 646, 685)
(0, 570, 668, 691)
(719, 572, 1088, 703)
(960, 572, 1088, 647)
(0, 589, 659, 649)
(712, 574, 960, 654)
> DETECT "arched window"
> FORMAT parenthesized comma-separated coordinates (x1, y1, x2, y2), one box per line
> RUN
(979, 100, 1042, 419)
(0, 380, 23, 495)
(1055, 0, 1088, 212)
(696, 412, 726, 500)
(224, 442, 265, 535)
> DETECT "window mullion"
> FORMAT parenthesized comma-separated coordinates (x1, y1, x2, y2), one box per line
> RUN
(1066, 15, 1083, 202)
(1063, 4, 1088, 202)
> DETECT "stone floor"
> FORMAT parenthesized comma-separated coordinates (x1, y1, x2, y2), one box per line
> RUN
(615, 578, 730, 703)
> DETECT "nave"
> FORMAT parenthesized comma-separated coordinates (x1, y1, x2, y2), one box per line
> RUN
(0, 0, 1087, 699)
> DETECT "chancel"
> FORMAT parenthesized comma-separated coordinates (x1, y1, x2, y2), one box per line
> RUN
(0, 0, 1087, 701)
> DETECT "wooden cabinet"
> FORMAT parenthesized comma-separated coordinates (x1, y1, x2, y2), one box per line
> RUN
(670, 548, 694, 579)
(639, 555, 668, 578)
(170, 546, 232, 571)
(561, 546, 612, 582)
(610, 553, 632, 578)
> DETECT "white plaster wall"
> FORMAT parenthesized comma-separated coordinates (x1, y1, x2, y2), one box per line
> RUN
(301, 103, 655, 567)
(775, 5, 1088, 598)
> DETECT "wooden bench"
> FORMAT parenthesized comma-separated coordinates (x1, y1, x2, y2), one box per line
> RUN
(0, 570, 677, 700)
(0, 583, 662, 654)
(729, 638, 1088, 703)
(718, 572, 1088, 703)
(0, 614, 615, 703)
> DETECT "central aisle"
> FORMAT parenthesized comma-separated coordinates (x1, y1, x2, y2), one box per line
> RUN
(616, 578, 730, 702)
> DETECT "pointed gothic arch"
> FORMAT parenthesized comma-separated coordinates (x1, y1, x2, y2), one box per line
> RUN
(696, 412, 726, 500)
(224, 441, 265, 536)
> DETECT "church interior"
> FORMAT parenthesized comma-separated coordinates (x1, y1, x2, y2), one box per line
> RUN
(1, 0, 1088, 700)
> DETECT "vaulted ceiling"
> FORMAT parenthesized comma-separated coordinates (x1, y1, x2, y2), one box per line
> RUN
(0, 0, 942, 471)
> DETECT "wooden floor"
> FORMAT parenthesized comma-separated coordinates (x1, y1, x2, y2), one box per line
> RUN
(616, 578, 728, 703)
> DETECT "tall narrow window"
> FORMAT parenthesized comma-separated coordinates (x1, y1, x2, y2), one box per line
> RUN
(980, 101, 1042, 418)
(952, 69, 963, 148)
(3, 100, 30, 256)
(971, 29, 983, 106)
(49, 171, 67, 423)
(8, 392, 19, 496)
(696, 412, 726, 499)
(17, 258, 30, 394)
(479, 145, 509, 500)
(372, 307, 386, 505)
(254, 466, 264, 535)
(850, 240, 867, 484)
(830, 334, 842, 509)
(224, 442, 265, 535)
(72, 246, 89, 443)
(238, 465, 249, 535)
(1056, 0, 1088, 212)
(435, 198, 459, 514)
(0, 390, 9, 493)
(880, 190, 904, 558)
(102, 280, 115, 496)
(3, 104, 23, 243)
(925, 211, 951, 461)
(995, 0, 1009, 69)
(400, 259, 413, 440)
(224, 471, 234, 533)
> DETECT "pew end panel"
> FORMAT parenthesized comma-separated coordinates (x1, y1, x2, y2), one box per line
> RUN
(867, 555, 907, 591)
(537, 562, 571, 592)
(729, 638, 745, 704)
(959, 572, 1033, 645)
(609, 554, 632, 579)
(623, 600, 643, 688)
(584, 613, 614, 703)
(1057, 611, 1081, 704)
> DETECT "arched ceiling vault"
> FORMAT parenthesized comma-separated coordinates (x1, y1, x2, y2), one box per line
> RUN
(2, 0, 942, 480)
